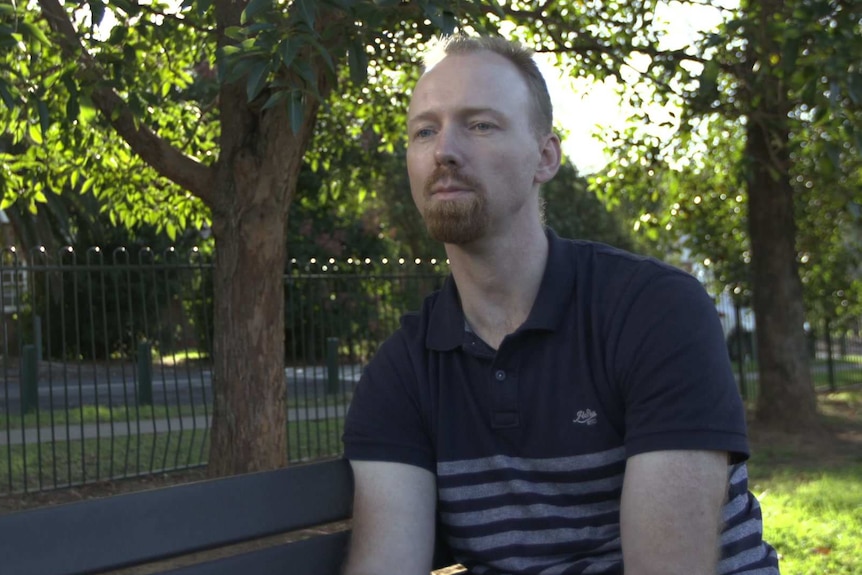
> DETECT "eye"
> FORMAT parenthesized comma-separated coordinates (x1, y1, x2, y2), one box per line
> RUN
(471, 121, 496, 132)
(413, 127, 435, 140)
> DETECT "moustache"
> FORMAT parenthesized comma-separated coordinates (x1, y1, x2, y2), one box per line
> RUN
(424, 167, 481, 196)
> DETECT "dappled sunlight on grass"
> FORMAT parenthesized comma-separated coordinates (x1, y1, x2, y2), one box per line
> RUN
(747, 388, 861, 575)
(751, 466, 862, 575)
(156, 349, 210, 366)
(820, 390, 861, 410)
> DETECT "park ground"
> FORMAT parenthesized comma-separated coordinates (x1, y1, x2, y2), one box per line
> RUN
(1, 388, 860, 575)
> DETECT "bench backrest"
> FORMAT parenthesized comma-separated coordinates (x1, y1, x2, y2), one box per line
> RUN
(0, 459, 354, 575)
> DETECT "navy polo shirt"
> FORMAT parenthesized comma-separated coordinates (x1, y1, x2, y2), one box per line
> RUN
(343, 229, 779, 575)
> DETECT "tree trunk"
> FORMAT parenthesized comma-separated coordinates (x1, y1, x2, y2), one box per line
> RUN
(206, 111, 317, 475)
(746, 124, 820, 432)
(206, 70, 321, 477)
(207, 202, 290, 475)
(206, 112, 321, 475)
(196, 0, 339, 477)
(744, 0, 820, 433)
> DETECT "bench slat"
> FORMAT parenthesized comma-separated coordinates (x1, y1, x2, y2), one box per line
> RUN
(157, 531, 351, 575)
(0, 459, 353, 575)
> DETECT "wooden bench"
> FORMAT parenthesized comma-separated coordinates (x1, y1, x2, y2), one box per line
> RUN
(0, 458, 456, 575)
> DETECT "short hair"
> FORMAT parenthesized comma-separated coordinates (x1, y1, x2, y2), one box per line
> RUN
(421, 35, 554, 138)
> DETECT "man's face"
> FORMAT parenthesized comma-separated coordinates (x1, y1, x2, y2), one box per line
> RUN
(406, 50, 556, 245)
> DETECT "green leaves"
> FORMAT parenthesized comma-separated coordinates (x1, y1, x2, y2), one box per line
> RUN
(242, 0, 272, 25)
(278, 36, 301, 68)
(418, 3, 456, 34)
(19, 21, 50, 45)
(287, 90, 304, 134)
(848, 73, 862, 106)
(0, 79, 14, 109)
(180, 0, 214, 18)
(246, 60, 271, 102)
(295, 0, 317, 29)
(88, 0, 106, 27)
(36, 97, 50, 137)
(695, 60, 720, 110)
(347, 41, 368, 85)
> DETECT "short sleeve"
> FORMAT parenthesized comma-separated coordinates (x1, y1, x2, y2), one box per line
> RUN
(342, 328, 436, 472)
(608, 271, 750, 462)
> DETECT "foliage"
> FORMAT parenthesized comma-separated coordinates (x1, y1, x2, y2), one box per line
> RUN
(794, 105, 862, 322)
(287, 162, 404, 262)
(16, 246, 207, 361)
(0, 0, 211, 238)
(543, 157, 640, 252)
(0, 0, 685, 264)
(590, 0, 862, 332)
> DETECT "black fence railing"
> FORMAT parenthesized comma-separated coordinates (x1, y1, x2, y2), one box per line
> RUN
(714, 294, 862, 400)
(281, 256, 446, 464)
(1, 248, 858, 494)
(0, 248, 448, 494)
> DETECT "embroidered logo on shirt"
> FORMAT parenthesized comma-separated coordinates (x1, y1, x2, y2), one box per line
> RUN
(573, 409, 598, 426)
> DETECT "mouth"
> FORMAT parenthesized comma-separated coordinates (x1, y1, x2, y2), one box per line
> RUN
(430, 183, 472, 199)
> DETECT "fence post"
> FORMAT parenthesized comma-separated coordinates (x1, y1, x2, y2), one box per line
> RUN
(824, 319, 836, 392)
(326, 337, 339, 395)
(733, 303, 749, 400)
(32, 315, 43, 362)
(137, 341, 153, 405)
(807, 325, 817, 359)
(20, 344, 38, 414)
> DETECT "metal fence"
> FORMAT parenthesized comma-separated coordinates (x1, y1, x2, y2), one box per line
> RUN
(0, 247, 447, 494)
(1, 248, 859, 494)
(714, 294, 862, 400)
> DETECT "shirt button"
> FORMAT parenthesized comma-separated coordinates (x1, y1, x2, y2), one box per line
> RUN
(495, 370, 506, 381)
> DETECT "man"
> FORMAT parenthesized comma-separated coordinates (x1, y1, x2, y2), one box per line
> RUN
(342, 35, 780, 575)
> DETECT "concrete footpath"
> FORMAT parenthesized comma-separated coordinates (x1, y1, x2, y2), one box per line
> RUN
(0, 404, 347, 446)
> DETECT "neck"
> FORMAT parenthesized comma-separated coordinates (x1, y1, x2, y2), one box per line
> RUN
(445, 223, 549, 349)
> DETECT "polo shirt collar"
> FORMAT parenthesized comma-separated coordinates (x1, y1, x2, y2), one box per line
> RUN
(426, 227, 576, 351)
(521, 227, 576, 331)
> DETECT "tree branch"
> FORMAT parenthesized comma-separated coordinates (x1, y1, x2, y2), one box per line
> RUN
(37, 0, 216, 205)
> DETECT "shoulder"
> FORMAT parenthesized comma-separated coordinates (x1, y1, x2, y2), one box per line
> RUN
(554, 236, 707, 311)
(370, 287, 444, 370)
(569, 238, 692, 282)
(395, 289, 441, 343)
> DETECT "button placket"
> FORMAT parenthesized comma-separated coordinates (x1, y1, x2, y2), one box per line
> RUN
(490, 364, 520, 429)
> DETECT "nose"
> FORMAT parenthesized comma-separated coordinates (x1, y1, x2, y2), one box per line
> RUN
(433, 125, 463, 167)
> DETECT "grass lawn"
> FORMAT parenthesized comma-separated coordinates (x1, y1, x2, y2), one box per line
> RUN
(1, 394, 349, 430)
(747, 389, 862, 575)
(812, 367, 862, 390)
(0, 403, 209, 430)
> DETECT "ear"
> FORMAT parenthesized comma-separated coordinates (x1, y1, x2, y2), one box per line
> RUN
(534, 132, 562, 185)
